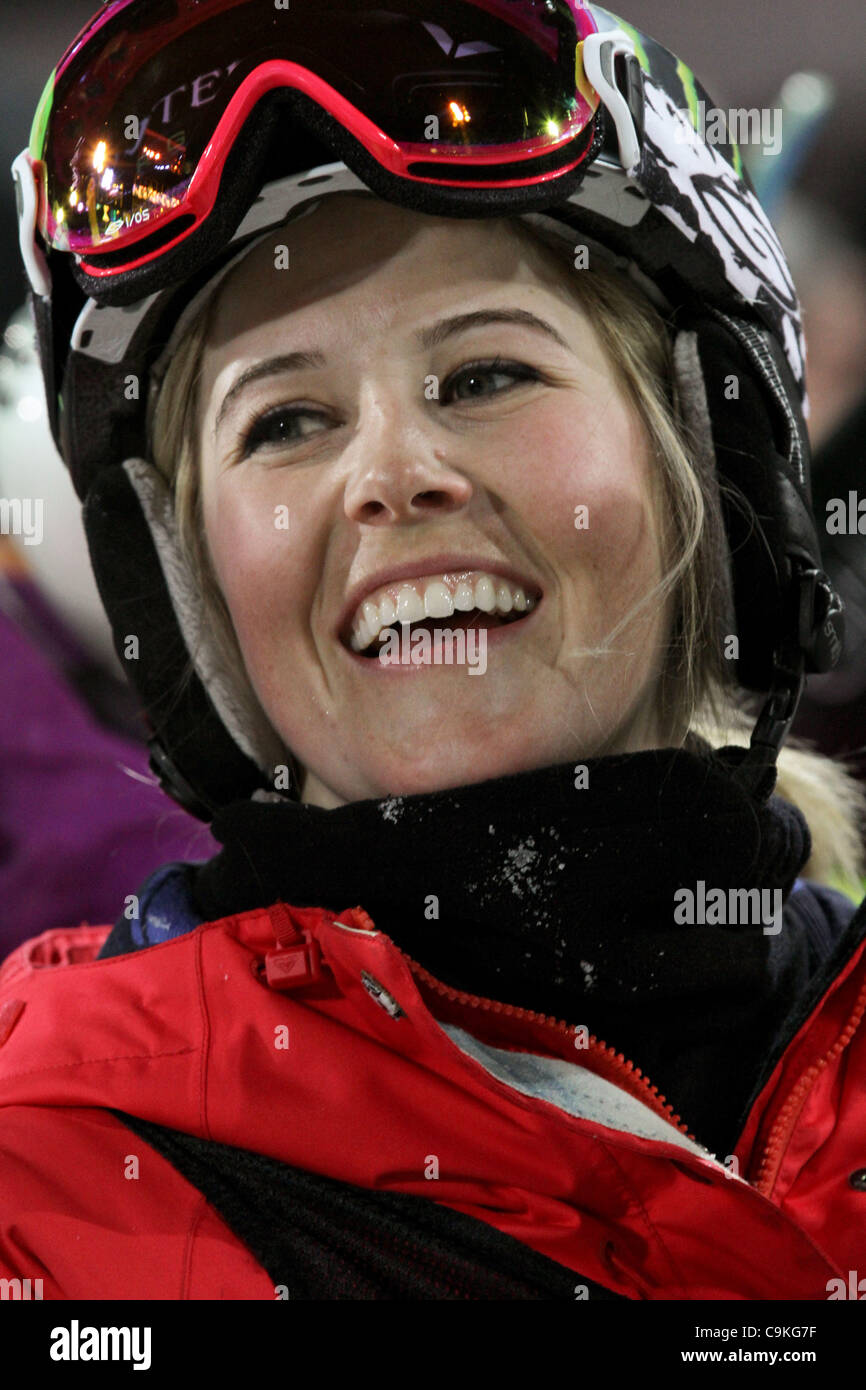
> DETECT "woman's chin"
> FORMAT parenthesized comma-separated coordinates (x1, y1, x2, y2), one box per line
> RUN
(347, 738, 568, 801)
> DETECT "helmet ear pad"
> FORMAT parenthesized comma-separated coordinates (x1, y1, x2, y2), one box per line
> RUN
(83, 460, 281, 820)
(672, 309, 842, 692)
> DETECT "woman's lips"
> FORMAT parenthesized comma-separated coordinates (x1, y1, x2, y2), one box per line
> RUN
(336, 558, 543, 649)
(340, 567, 542, 654)
(339, 597, 542, 674)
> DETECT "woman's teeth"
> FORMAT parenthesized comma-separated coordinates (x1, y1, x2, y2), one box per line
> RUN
(348, 571, 536, 653)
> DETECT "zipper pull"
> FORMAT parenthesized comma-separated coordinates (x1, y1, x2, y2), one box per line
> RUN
(263, 902, 325, 991)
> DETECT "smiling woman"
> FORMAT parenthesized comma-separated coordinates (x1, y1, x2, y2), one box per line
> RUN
(152, 194, 684, 804)
(148, 190, 860, 865)
(152, 204, 680, 790)
(7, 0, 866, 1308)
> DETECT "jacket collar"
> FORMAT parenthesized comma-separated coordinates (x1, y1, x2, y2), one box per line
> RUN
(188, 744, 816, 1155)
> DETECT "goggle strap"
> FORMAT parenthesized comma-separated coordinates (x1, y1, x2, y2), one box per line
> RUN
(582, 30, 643, 173)
(11, 152, 51, 299)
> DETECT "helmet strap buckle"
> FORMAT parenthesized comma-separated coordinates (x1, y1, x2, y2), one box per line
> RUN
(734, 661, 805, 801)
(734, 559, 844, 799)
(797, 565, 844, 673)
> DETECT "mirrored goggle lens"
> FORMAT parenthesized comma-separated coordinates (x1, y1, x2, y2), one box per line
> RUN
(34, 0, 596, 256)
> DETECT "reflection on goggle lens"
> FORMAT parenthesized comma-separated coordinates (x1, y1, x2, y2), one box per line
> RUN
(34, 0, 596, 255)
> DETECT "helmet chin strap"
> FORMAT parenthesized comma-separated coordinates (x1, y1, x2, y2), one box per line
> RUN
(735, 562, 844, 801)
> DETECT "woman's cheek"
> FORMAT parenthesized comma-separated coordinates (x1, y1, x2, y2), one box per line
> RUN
(504, 402, 654, 578)
(204, 474, 306, 659)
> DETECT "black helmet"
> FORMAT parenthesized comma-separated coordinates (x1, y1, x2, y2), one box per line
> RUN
(12, 0, 842, 818)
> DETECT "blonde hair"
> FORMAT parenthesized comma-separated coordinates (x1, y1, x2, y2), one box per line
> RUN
(148, 218, 866, 889)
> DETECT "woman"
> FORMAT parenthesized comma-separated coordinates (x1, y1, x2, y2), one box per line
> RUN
(3, 0, 865, 1300)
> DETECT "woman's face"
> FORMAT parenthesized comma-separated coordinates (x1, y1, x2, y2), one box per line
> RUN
(196, 194, 671, 807)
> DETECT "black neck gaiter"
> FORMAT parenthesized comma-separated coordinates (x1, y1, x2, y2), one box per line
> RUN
(192, 744, 813, 1155)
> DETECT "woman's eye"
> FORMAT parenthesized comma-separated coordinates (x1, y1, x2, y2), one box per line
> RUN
(236, 360, 539, 455)
(240, 406, 329, 456)
(442, 359, 540, 404)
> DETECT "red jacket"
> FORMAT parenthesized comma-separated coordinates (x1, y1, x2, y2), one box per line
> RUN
(0, 897, 864, 1300)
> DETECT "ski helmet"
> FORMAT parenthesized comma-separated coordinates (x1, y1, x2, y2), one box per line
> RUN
(12, 0, 843, 817)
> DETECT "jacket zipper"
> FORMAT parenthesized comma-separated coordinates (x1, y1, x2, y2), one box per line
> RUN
(267, 906, 699, 1141)
(750, 969, 866, 1197)
(272, 902, 866, 1190)
(400, 950, 703, 1145)
(267, 910, 660, 1298)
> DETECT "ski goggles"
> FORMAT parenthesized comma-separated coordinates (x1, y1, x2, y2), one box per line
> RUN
(20, 0, 607, 283)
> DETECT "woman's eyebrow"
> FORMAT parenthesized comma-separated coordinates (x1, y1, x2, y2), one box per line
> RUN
(215, 351, 326, 433)
(416, 307, 571, 353)
(214, 308, 568, 434)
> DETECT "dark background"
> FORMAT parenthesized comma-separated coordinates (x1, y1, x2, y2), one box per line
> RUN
(2, 1, 865, 334)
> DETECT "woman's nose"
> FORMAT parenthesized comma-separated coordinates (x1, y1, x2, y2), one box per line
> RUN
(342, 393, 473, 526)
